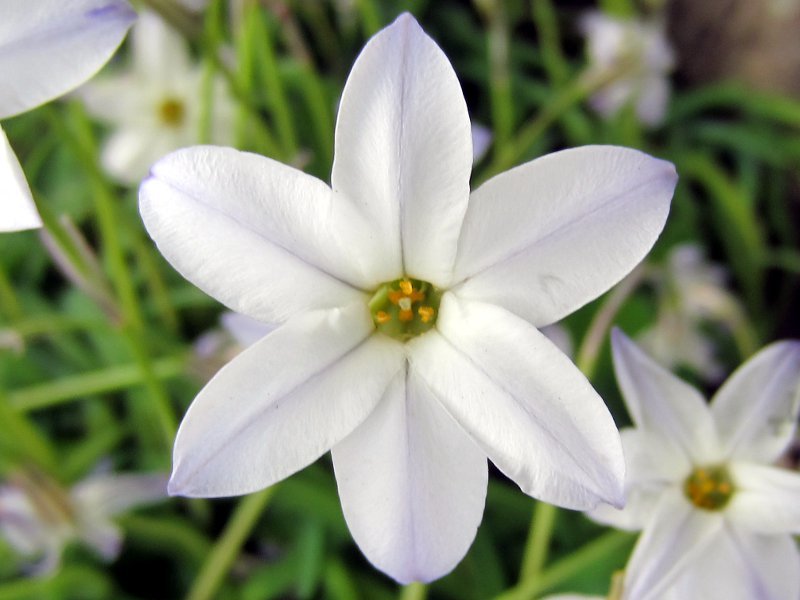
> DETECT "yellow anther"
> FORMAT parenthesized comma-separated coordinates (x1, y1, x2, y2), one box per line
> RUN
(399, 279, 413, 295)
(399, 309, 414, 322)
(375, 310, 391, 324)
(418, 306, 435, 323)
(683, 465, 734, 511)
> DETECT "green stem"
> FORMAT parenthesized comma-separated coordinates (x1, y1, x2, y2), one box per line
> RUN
(252, 7, 299, 158)
(575, 264, 650, 379)
(186, 487, 276, 600)
(356, 0, 382, 36)
(494, 531, 636, 600)
(531, 0, 569, 85)
(674, 153, 766, 315)
(51, 105, 178, 448)
(481, 0, 515, 150)
(399, 582, 428, 600)
(0, 263, 23, 321)
(480, 75, 591, 181)
(518, 502, 558, 582)
(7, 355, 187, 413)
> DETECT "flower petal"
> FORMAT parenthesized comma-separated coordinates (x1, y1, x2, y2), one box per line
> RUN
(588, 428, 682, 531)
(140, 146, 368, 323)
(332, 364, 487, 584)
(409, 293, 625, 510)
(131, 10, 191, 84)
(0, 126, 40, 232)
(331, 13, 472, 286)
(623, 488, 723, 600)
(0, 0, 135, 118)
(727, 463, 800, 534)
(710, 341, 800, 462)
(71, 473, 167, 517)
(169, 304, 405, 497)
(452, 146, 676, 327)
(611, 329, 719, 463)
(669, 527, 800, 600)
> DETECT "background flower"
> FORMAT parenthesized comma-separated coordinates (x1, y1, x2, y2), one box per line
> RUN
(0, 0, 135, 231)
(590, 330, 800, 599)
(78, 10, 235, 184)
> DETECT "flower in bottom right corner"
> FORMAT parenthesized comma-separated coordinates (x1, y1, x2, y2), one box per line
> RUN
(589, 329, 800, 600)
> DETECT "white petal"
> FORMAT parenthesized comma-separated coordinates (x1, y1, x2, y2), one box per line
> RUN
(624, 488, 723, 600)
(331, 13, 472, 286)
(140, 146, 368, 323)
(669, 527, 800, 600)
(611, 329, 720, 463)
(409, 293, 625, 510)
(77, 519, 123, 561)
(452, 146, 676, 327)
(169, 304, 405, 497)
(104, 127, 182, 184)
(726, 530, 800, 600)
(727, 463, 800, 534)
(0, 0, 135, 118)
(71, 473, 167, 518)
(0, 486, 47, 557)
(131, 11, 191, 84)
(0, 125, 40, 232)
(636, 76, 669, 126)
(332, 365, 487, 584)
(710, 341, 800, 462)
(588, 428, 682, 531)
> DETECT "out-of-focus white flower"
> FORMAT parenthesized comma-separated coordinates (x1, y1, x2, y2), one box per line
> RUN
(591, 331, 800, 600)
(140, 13, 676, 583)
(0, 468, 167, 575)
(79, 10, 235, 185)
(0, 0, 135, 232)
(580, 11, 674, 126)
(638, 244, 743, 380)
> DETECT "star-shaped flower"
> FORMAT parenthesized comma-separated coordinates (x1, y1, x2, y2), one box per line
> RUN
(0, 468, 167, 575)
(140, 13, 676, 582)
(581, 11, 674, 126)
(78, 10, 235, 185)
(591, 330, 800, 599)
(0, 0, 135, 232)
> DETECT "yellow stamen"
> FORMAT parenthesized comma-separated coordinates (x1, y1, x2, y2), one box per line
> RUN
(418, 306, 434, 323)
(399, 279, 413, 295)
(399, 309, 414, 322)
(375, 310, 391, 324)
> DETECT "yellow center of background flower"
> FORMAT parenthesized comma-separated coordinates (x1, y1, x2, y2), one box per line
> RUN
(158, 98, 185, 127)
(683, 465, 735, 511)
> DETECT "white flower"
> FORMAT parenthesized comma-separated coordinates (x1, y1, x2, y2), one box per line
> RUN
(140, 13, 676, 583)
(79, 10, 235, 185)
(638, 244, 743, 380)
(591, 330, 800, 600)
(581, 11, 674, 126)
(0, 0, 135, 232)
(0, 469, 167, 575)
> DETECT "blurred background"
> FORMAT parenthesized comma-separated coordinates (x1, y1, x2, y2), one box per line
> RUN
(1, 0, 799, 598)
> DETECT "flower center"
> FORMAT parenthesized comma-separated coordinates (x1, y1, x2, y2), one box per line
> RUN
(158, 98, 186, 127)
(369, 278, 441, 341)
(683, 465, 735, 511)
